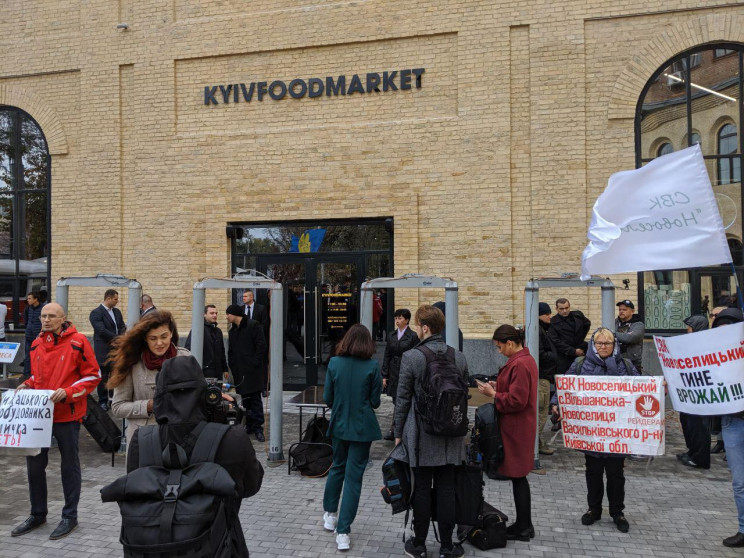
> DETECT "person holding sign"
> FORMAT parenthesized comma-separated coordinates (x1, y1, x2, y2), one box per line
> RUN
(11, 302, 101, 540)
(550, 327, 638, 534)
(477, 325, 537, 542)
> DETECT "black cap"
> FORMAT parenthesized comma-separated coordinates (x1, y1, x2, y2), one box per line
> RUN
(226, 304, 243, 317)
(616, 300, 634, 310)
(538, 302, 551, 316)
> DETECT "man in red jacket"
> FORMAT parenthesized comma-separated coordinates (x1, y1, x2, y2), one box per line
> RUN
(11, 302, 101, 540)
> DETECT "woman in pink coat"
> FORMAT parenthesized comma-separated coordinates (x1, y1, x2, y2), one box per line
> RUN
(478, 324, 537, 542)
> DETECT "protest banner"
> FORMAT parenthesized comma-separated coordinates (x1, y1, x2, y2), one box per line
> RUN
(580, 144, 731, 280)
(555, 375, 665, 456)
(655, 322, 744, 415)
(0, 389, 54, 448)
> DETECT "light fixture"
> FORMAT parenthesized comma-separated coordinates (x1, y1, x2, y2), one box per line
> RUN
(116, 23, 129, 30)
(663, 72, 737, 103)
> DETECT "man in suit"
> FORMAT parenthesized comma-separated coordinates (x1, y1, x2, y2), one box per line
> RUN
(226, 304, 267, 442)
(89, 289, 126, 410)
(139, 294, 156, 317)
(185, 304, 228, 379)
(242, 290, 269, 392)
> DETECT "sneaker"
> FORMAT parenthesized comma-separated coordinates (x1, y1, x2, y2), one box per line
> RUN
(539, 446, 554, 456)
(613, 514, 629, 533)
(336, 533, 350, 551)
(439, 543, 465, 558)
(581, 509, 601, 525)
(323, 512, 337, 531)
(404, 536, 427, 558)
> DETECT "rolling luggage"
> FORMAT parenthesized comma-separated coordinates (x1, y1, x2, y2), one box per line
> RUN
(82, 394, 122, 454)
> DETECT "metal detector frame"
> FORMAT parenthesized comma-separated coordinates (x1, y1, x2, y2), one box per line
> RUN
(360, 274, 459, 348)
(191, 274, 285, 462)
(525, 276, 616, 470)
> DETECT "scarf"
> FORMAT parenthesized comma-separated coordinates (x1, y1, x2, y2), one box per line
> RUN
(142, 342, 178, 371)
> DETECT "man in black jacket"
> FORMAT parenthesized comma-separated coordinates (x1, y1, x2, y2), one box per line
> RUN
(226, 304, 267, 442)
(185, 304, 229, 380)
(548, 297, 591, 375)
(89, 289, 126, 410)
(537, 302, 558, 455)
(124, 355, 263, 558)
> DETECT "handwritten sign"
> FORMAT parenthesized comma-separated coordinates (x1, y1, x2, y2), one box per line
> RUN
(655, 322, 744, 415)
(0, 342, 21, 364)
(0, 389, 54, 448)
(556, 375, 665, 456)
(581, 144, 731, 280)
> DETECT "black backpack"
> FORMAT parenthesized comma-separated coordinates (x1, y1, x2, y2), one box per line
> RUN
(288, 415, 333, 478)
(101, 422, 237, 558)
(415, 345, 469, 437)
(457, 501, 508, 550)
(380, 451, 412, 515)
(473, 403, 504, 480)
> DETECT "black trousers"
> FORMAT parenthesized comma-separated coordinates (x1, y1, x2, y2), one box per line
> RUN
(680, 412, 711, 468)
(412, 464, 456, 548)
(26, 421, 81, 520)
(242, 390, 264, 433)
(585, 455, 625, 517)
(97, 361, 111, 405)
(511, 476, 532, 530)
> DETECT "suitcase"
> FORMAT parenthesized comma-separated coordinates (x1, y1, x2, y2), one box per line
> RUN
(82, 395, 122, 453)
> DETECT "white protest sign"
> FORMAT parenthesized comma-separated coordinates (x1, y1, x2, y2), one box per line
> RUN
(556, 375, 665, 456)
(655, 322, 744, 415)
(581, 144, 731, 280)
(0, 389, 54, 448)
(0, 342, 21, 363)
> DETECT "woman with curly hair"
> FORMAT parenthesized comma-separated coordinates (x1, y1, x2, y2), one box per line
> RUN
(108, 310, 189, 445)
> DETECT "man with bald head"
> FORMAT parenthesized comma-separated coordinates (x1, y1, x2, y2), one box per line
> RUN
(11, 302, 101, 541)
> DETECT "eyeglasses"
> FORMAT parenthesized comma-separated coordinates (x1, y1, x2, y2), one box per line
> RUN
(594, 341, 614, 346)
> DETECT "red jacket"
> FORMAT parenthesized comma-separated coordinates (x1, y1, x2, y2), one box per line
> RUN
(25, 321, 101, 423)
(494, 347, 537, 478)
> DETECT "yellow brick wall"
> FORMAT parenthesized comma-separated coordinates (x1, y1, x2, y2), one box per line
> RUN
(0, 0, 741, 337)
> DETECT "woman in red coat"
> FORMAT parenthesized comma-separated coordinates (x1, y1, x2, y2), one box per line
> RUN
(478, 324, 537, 542)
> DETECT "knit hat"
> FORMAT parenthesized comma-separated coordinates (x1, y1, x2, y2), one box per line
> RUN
(225, 304, 243, 317)
(538, 302, 551, 316)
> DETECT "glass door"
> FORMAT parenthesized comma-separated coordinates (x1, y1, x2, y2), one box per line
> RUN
(257, 254, 362, 389)
(698, 270, 741, 319)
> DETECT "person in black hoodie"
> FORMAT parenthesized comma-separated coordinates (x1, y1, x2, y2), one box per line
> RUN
(677, 315, 711, 470)
(537, 302, 558, 455)
(548, 298, 591, 375)
(185, 304, 229, 379)
(124, 355, 263, 557)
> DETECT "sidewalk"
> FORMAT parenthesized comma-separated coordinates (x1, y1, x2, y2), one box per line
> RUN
(0, 396, 739, 557)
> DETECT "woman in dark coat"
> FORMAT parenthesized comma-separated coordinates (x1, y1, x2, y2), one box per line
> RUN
(322, 324, 382, 552)
(550, 327, 639, 534)
(381, 308, 419, 440)
(478, 325, 537, 542)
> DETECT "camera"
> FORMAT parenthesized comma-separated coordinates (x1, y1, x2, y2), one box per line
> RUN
(205, 377, 245, 426)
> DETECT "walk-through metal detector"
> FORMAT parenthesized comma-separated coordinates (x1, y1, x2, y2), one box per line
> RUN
(56, 274, 143, 454)
(191, 274, 285, 462)
(56, 274, 142, 330)
(361, 274, 459, 348)
(525, 276, 616, 470)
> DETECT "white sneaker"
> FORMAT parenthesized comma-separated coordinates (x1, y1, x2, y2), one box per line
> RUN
(323, 511, 337, 531)
(336, 533, 350, 551)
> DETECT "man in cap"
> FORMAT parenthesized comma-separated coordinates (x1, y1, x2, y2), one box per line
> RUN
(537, 302, 557, 455)
(614, 300, 645, 374)
(226, 304, 267, 442)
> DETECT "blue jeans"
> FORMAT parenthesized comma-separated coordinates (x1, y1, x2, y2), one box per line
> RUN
(722, 416, 744, 533)
(322, 438, 371, 534)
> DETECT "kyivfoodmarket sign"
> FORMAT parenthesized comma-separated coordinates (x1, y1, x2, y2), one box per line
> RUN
(204, 68, 425, 105)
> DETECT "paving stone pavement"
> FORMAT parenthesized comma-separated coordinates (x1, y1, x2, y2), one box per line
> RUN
(0, 393, 740, 557)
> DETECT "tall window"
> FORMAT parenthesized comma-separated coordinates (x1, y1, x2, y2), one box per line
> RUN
(0, 107, 50, 328)
(636, 44, 744, 331)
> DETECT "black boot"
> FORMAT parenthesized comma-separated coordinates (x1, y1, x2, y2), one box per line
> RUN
(712, 440, 725, 454)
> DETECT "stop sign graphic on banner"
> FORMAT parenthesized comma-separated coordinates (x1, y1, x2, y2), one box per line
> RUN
(635, 395, 660, 418)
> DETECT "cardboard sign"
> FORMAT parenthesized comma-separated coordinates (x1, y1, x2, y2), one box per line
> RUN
(556, 375, 665, 456)
(0, 342, 21, 364)
(0, 389, 54, 448)
(655, 322, 744, 415)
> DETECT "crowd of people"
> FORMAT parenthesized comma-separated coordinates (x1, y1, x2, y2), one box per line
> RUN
(6, 290, 744, 555)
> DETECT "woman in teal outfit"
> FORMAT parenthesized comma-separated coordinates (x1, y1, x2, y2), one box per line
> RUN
(322, 323, 383, 551)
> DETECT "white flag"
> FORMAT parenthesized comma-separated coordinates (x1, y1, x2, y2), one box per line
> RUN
(581, 144, 731, 280)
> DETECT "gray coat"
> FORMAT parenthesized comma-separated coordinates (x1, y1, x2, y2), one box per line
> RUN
(391, 334, 468, 467)
(615, 315, 645, 372)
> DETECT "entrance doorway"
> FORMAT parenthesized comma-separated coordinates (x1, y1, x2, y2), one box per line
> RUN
(257, 254, 361, 389)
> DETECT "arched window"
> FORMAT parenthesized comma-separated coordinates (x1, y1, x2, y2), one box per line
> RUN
(657, 142, 673, 156)
(636, 44, 744, 331)
(718, 123, 741, 185)
(0, 107, 50, 328)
